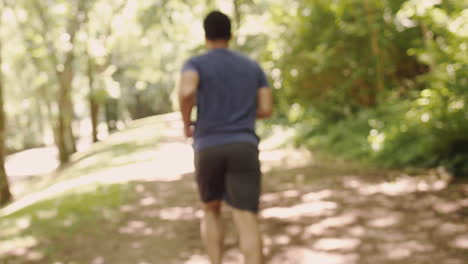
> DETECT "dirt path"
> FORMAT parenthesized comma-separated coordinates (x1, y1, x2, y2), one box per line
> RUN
(3, 114, 468, 263)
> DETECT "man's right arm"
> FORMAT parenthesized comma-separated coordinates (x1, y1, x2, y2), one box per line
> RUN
(257, 87, 273, 119)
(178, 70, 199, 137)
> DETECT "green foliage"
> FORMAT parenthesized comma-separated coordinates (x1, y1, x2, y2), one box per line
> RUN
(272, 0, 468, 176)
(2, 0, 206, 152)
(0, 115, 170, 261)
(2, 0, 467, 175)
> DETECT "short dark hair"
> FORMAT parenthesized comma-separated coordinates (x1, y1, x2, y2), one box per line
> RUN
(203, 11, 231, 41)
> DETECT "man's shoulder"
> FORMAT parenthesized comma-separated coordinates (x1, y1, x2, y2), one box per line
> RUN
(185, 52, 206, 64)
(185, 50, 261, 70)
(183, 51, 212, 72)
(225, 51, 263, 74)
(230, 50, 258, 65)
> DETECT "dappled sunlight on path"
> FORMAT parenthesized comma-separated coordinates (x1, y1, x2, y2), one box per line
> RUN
(5, 120, 112, 198)
(257, 165, 468, 264)
(5, 147, 59, 198)
(1, 113, 467, 263)
(6, 147, 59, 179)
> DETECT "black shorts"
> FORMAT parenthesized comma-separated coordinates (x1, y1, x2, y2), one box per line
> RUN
(195, 142, 261, 213)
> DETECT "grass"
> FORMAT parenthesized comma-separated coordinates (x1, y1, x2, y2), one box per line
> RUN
(57, 116, 164, 182)
(0, 115, 165, 262)
(0, 183, 134, 262)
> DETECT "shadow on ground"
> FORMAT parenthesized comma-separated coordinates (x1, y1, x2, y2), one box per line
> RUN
(1, 113, 467, 264)
(2, 165, 467, 264)
(260, 166, 468, 264)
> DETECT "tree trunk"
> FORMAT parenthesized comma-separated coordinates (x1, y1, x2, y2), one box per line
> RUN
(233, 0, 242, 31)
(0, 20, 12, 205)
(13, 7, 58, 148)
(32, 0, 86, 164)
(364, 0, 384, 96)
(56, 113, 70, 164)
(87, 58, 99, 143)
(56, 66, 76, 163)
(84, 1, 127, 140)
(105, 98, 118, 133)
(90, 99, 100, 142)
(34, 96, 45, 144)
(420, 23, 435, 72)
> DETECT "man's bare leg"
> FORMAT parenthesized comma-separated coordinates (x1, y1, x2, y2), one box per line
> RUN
(231, 207, 264, 264)
(201, 200, 224, 264)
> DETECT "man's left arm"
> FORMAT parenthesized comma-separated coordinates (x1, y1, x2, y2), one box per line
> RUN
(178, 70, 199, 138)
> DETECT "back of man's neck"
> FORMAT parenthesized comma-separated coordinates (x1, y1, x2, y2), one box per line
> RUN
(207, 40, 229, 50)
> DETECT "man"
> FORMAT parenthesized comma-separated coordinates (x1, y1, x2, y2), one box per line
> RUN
(178, 11, 273, 264)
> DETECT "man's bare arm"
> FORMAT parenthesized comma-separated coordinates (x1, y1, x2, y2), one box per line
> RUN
(257, 87, 273, 119)
(178, 70, 199, 137)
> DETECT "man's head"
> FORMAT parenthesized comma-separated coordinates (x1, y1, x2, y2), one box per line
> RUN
(203, 11, 231, 47)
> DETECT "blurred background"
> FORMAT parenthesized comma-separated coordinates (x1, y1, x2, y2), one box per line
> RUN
(0, 0, 467, 263)
(0, 0, 466, 175)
